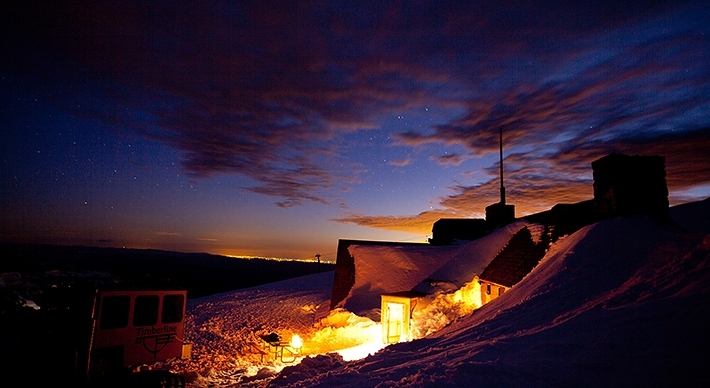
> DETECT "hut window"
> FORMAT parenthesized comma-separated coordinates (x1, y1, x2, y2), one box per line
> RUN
(162, 294, 185, 324)
(486, 284, 491, 295)
(99, 295, 130, 329)
(498, 287, 503, 296)
(133, 295, 160, 327)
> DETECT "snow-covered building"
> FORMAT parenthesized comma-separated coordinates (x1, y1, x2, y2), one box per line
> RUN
(477, 224, 549, 304)
(328, 153, 671, 344)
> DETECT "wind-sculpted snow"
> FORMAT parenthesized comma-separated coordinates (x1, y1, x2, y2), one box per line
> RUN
(157, 199, 710, 387)
(270, 213, 710, 387)
(163, 272, 335, 386)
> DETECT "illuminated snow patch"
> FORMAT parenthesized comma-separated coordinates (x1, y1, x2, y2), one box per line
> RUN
(335, 341, 388, 361)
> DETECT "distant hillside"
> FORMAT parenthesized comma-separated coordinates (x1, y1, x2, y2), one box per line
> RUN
(0, 243, 333, 300)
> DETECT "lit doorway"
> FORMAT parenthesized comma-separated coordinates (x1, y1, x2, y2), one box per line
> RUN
(384, 301, 404, 343)
(380, 291, 424, 344)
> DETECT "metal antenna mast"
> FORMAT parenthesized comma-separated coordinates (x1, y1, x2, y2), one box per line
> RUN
(499, 127, 505, 205)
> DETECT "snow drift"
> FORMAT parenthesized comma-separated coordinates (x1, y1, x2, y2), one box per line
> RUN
(269, 202, 710, 387)
(162, 198, 710, 387)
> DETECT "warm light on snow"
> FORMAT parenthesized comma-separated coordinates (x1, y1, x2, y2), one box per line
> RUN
(453, 277, 483, 309)
(335, 340, 388, 361)
(302, 309, 383, 356)
(410, 277, 483, 339)
(159, 199, 710, 387)
(306, 310, 387, 361)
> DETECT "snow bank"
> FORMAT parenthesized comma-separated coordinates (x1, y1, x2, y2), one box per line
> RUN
(307, 309, 382, 357)
(164, 198, 710, 387)
(162, 270, 386, 387)
(271, 214, 710, 387)
(163, 271, 335, 387)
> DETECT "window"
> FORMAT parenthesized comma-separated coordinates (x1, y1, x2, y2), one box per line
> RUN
(162, 294, 185, 324)
(100, 295, 130, 329)
(498, 287, 503, 296)
(133, 295, 159, 327)
(486, 284, 491, 295)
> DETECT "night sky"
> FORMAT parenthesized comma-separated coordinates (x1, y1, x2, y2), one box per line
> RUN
(1, 1, 709, 260)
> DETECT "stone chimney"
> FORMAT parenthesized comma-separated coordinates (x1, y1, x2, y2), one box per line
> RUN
(592, 153, 669, 220)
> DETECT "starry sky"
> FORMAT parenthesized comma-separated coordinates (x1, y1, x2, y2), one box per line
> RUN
(1, 1, 709, 260)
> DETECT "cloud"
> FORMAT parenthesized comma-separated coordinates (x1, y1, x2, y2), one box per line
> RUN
(331, 209, 466, 236)
(2, 1, 440, 206)
(3, 0, 707, 217)
(434, 153, 467, 166)
(155, 232, 183, 237)
(388, 158, 411, 167)
(394, 126, 710, 230)
(387, 14, 710, 223)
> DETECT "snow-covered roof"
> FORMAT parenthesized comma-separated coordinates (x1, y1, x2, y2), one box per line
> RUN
(478, 224, 548, 287)
(412, 221, 526, 293)
(340, 242, 458, 316)
(338, 221, 528, 316)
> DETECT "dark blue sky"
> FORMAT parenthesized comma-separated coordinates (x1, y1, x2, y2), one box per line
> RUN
(2, 1, 709, 259)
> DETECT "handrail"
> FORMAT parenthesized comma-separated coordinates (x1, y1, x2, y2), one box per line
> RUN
(281, 346, 299, 363)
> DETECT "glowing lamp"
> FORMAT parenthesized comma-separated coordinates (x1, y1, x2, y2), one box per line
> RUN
(290, 334, 303, 351)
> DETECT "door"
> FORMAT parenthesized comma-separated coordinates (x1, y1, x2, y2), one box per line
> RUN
(385, 302, 405, 344)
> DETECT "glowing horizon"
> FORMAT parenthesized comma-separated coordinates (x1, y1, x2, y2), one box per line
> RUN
(1, 1, 708, 259)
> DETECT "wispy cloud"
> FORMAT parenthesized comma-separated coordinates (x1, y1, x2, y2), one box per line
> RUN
(155, 232, 183, 237)
(434, 153, 467, 166)
(331, 209, 463, 235)
(4, 0, 708, 227)
(388, 158, 412, 167)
